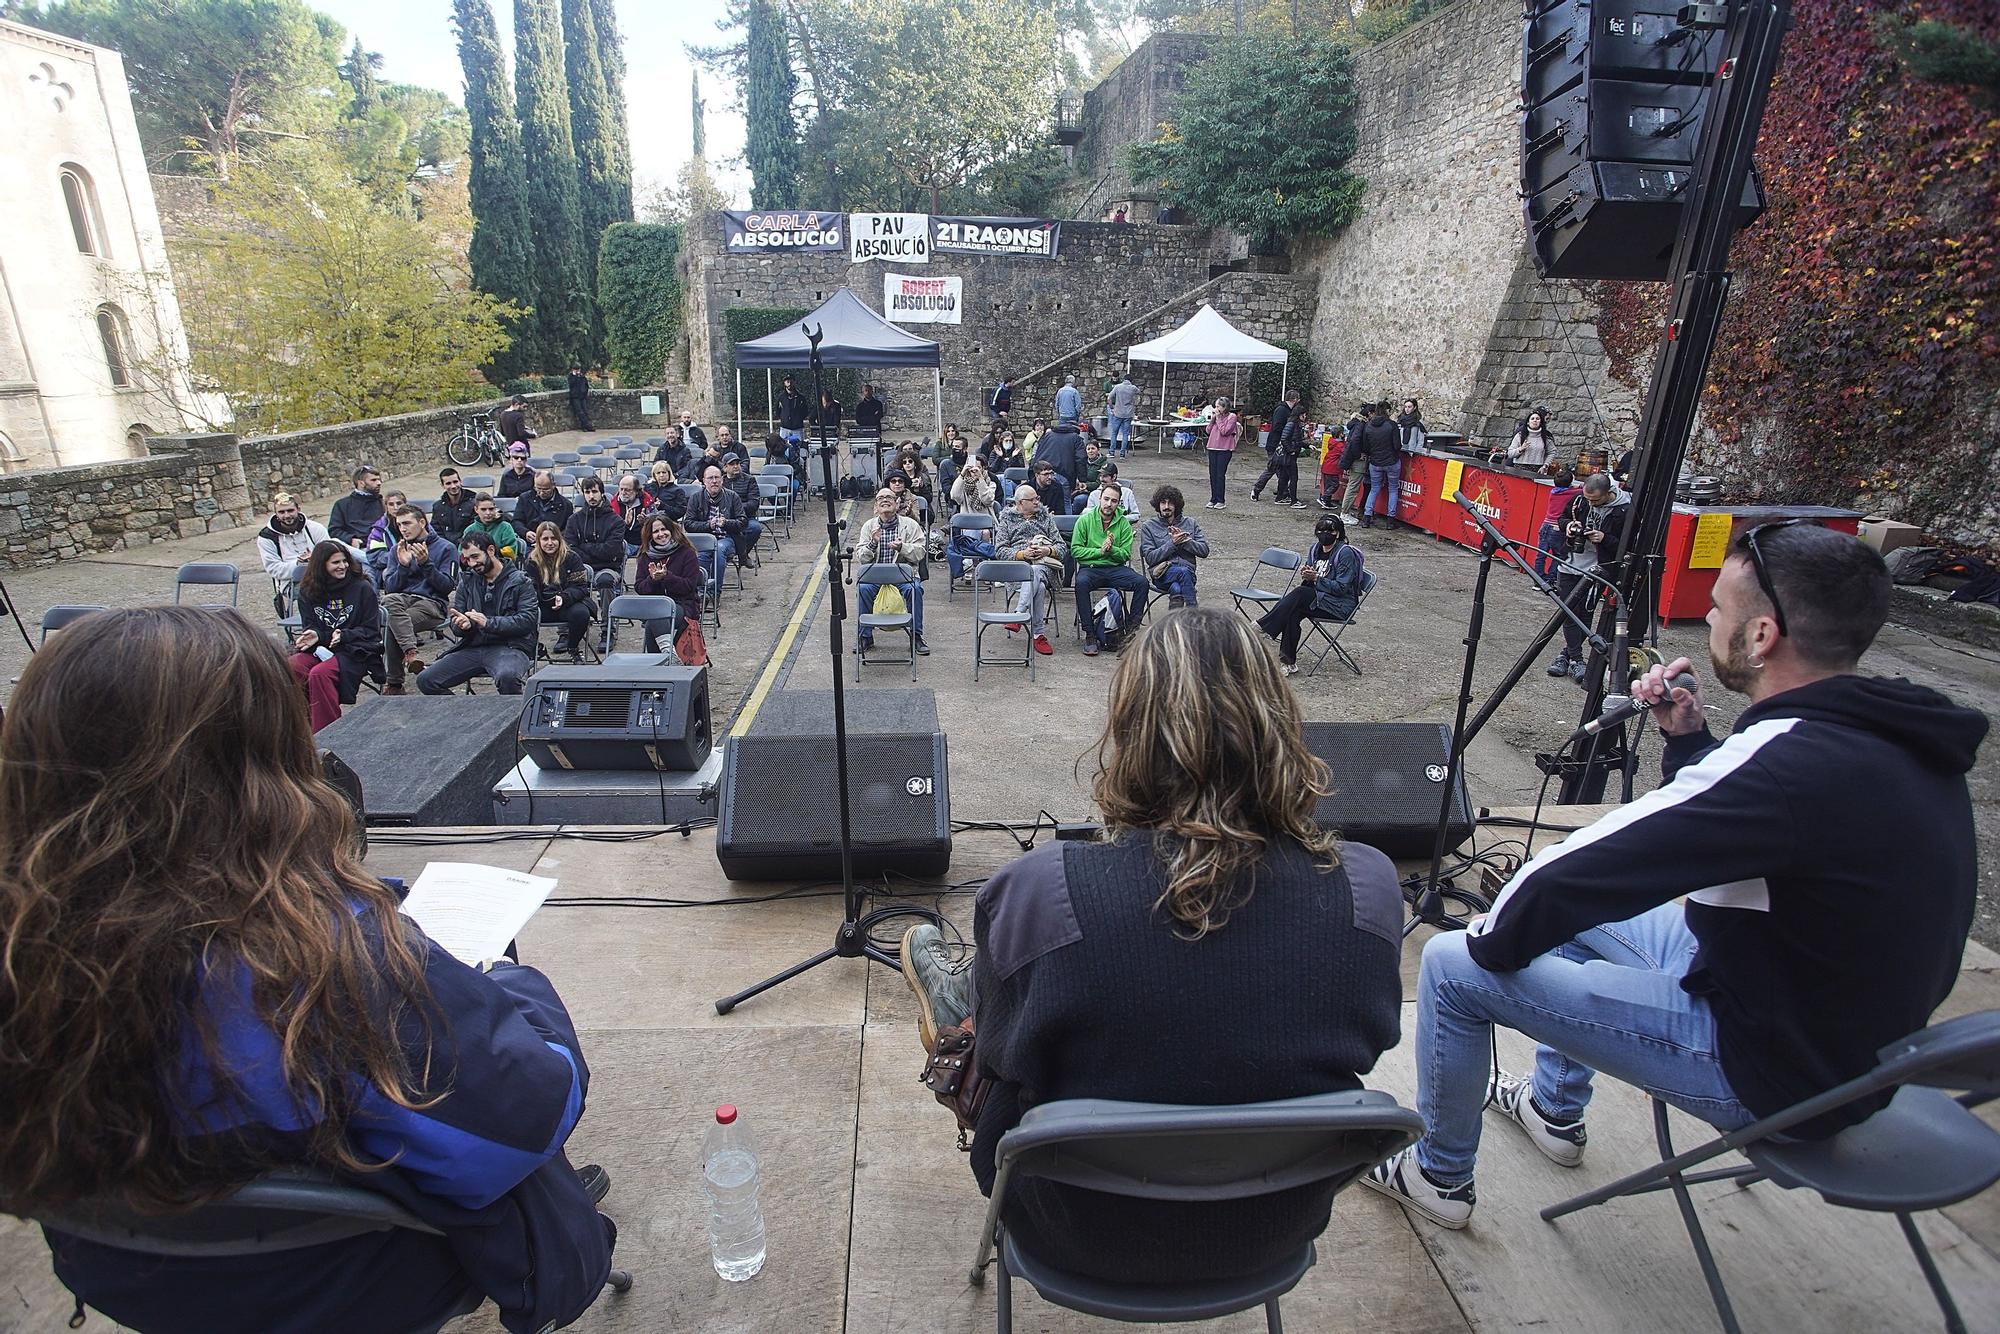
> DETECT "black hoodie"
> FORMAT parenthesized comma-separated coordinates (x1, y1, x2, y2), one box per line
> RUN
(1469, 674, 1987, 1136)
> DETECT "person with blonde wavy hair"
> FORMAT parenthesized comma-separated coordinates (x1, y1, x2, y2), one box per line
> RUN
(898, 605, 1404, 1285)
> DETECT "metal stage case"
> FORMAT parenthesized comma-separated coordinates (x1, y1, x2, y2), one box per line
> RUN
(492, 747, 725, 826)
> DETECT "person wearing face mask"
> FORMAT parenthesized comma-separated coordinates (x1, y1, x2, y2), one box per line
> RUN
(287, 541, 383, 730)
(1256, 513, 1365, 674)
(416, 532, 539, 696)
(1072, 481, 1149, 656)
(256, 493, 331, 617)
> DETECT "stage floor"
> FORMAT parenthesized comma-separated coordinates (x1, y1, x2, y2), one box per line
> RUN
(6, 812, 1997, 1334)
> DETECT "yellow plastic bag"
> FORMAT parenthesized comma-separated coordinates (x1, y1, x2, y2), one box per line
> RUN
(873, 584, 908, 618)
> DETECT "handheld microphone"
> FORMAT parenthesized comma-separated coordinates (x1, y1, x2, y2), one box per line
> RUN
(1567, 671, 1697, 742)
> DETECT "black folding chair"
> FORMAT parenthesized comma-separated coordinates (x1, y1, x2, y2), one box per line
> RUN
(971, 559, 1036, 681)
(1229, 548, 1302, 620)
(947, 513, 998, 598)
(38, 604, 105, 644)
(174, 561, 241, 608)
(604, 593, 680, 658)
(971, 1091, 1422, 1332)
(1542, 1009, 2000, 1334)
(1298, 569, 1377, 677)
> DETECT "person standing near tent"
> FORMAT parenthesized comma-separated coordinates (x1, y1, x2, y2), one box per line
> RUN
(1203, 397, 1241, 510)
(1107, 371, 1138, 458)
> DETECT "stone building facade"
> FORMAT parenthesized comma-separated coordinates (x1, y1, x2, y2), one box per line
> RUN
(0, 18, 219, 472)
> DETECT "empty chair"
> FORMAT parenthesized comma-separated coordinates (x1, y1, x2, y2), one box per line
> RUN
(683, 532, 723, 629)
(853, 562, 918, 681)
(607, 435, 633, 445)
(462, 474, 497, 490)
(615, 447, 646, 461)
(39, 604, 106, 644)
(604, 593, 680, 658)
(972, 559, 1036, 680)
(1229, 548, 1304, 620)
(412, 498, 435, 515)
(575, 443, 604, 457)
(756, 479, 787, 550)
(971, 1091, 1423, 1332)
(173, 561, 241, 608)
(528, 457, 556, 470)
(552, 452, 581, 467)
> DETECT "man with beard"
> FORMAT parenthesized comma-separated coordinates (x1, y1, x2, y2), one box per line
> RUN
(255, 493, 330, 617)
(415, 532, 539, 696)
(1547, 471, 1630, 683)
(1363, 522, 1987, 1231)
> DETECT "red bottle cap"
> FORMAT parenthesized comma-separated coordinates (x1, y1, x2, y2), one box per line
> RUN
(715, 1105, 738, 1125)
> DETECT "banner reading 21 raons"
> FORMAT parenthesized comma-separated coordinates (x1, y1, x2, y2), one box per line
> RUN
(930, 216, 1060, 259)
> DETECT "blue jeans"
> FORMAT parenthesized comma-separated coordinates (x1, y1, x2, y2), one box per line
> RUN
(1153, 560, 1197, 605)
(706, 536, 736, 587)
(1414, 903, 1757, 1184)
(1108, 416, 1132, 455)
(858, 578, 923, 639)
(1207, 450, 1231, 505)
(1074, 564, 1148, 644)
(948, 536, 996, 580)
(739, 519, 764, 560)
(1367, 461, 1403, 521)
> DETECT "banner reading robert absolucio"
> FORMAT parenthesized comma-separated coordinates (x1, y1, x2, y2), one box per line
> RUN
(720, 210, 845, 252)
(884, 273, 962, 324)
(931, 216, 1060, 259)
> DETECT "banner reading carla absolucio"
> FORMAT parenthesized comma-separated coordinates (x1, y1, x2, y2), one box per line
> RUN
(721, 210, 845, 252)
(931, 215, 1060, 258)
(884, 273, 962, 324)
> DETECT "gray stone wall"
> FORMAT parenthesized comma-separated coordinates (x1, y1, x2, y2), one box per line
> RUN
(1074, 34, 1217, 217)
(1460, 254, 1644, 449)
(681, 219, 1219, 433)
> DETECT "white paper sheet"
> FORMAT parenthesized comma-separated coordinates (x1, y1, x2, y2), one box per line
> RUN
(400, 862, 557, 966)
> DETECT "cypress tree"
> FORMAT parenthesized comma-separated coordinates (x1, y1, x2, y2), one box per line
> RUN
(562, 0, 619, 367)
(451, 0, 538, 379)
(744, 0, 801, 209)
(588, 0, 634, 223)
(514, 0, 592, 370)
(341, 39, 380, 117)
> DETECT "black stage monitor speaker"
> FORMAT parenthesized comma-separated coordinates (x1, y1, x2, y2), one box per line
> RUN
(716, 733, 952, 881)
(1302, 722, 1473, 859)
(518, 661, 711, 771)
(318, 694, 525, 826)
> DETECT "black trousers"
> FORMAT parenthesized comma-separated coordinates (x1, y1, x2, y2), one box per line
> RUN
(569, 395, 592, 431)
(1257, 584, 1344, 660)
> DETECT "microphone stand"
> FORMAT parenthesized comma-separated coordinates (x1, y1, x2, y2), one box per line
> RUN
(1408, 491, 1616, 934)
(715, 326, 900, 1014)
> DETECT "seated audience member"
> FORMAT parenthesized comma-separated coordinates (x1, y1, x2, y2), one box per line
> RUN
(719, 453, 766, 566)
(647, 460, 678, 502)
(416, 532, 538, 696)
(255, 493, 330, 616)
(378, 505, 457, 695)
(713, 425, 741, 459)
(851, 488, 930, 656)
(564, 478, 627, 625)
(514, 470, 574, 536)
(937, 438, 968, 495)
(1077, 437, 1110, 498)
(286, 541, 383, 731)
(611, 474, 652, 559)
(898, 448, 935, 508)
(327, 465, 384, 551)
(950, 456, 999, 519)
(883, 468, 922, 523)
(686, 463, 747, 585)
(498, 444, 536, 498)
(0, 607, 614, 1334)
(994, 485, 1067, 656)
(1137, 485, 1210, 608)
(1079, 461, 1140, 518)
(992, 429, 1026, 481)
(1071, 481, 1149, 657)
(633, 501, 703, 654)
(763, 430, 803, 486)
(1031, 417, 1084, 499)
(526, 523, 594, 662)
(1364, 525, 1987, 1231)
(898, 608, 1402, 1282)
(432, 467, 480, 543)
(678, 410, 708, 451)
(361, 490, 410, 581)
(460, 493, 521, 563)
(1256, 513, 1364, 674)
(655, 426, 696, 478)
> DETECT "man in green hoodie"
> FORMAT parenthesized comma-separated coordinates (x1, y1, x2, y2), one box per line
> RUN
(1072, 480, 1149, 656)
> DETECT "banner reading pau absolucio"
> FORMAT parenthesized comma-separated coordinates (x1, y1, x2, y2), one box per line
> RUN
(720, 210, 845, 252)
(931, 215, 1060, 259)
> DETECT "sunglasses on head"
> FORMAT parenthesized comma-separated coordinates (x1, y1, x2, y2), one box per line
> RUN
(1740, 518, 1807, 637)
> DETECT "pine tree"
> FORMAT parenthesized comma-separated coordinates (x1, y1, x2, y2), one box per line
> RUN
(451, 0, 538, 379)
(514, 0, 592, 370)
(588, 0, 634, 222)
(340, 39, 381, 117)
(744, 0, 801, 209)
(562, 0, 621, 367)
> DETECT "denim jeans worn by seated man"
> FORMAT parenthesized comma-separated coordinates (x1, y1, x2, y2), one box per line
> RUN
(1152, 560, 1197, 607)
(1412, 901, 1757, 1186)
(705, 536, 737, 590)
(1074, 565, 1148, 648)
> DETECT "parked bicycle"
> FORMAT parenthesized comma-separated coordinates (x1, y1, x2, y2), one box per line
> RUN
(444, 411, 505, 468)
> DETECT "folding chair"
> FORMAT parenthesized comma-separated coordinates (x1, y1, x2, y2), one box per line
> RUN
(946, 513, 998, 597)
(527, 456, 555, 470)
(30, 1167, 632, 1332)
(462, 475, 497, 490)
(970, 1091, 1422, 1332)
(604, 593, 680, 658)
(575, 443, 604, 457)
(552, 451, 581, 466)
(1229, 548, 1303, 620)
(174, 561, 241, 607)
(756, 479, 787, 550)
(1542, 1009, 2000, 1334)
(684, 533, 723, 630)
(1298, 568, 1375, 677)
(494, 496, 519, 521)
(762, 464, 796, 521)
(39, 604, 105, 644)
(853, 562, 918, 681)
(412, 499, 435, 516)
(971, 559, 1036, 681)
(642, 437, 665, 449)
(1002, 467, 1031, 491)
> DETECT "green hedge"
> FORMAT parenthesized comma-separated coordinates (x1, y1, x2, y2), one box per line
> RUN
(1246, 340, 1318, 417)
(724, 306, 860, 417)
(599, 222, 684, 388)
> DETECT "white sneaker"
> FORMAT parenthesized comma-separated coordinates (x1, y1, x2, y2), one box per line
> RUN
(1362, 1147, 1475, 1229)
(1485, 1070, 1588, 1167)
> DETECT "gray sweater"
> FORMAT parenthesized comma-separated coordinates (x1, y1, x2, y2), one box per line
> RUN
(1136, 513, 1210, 572)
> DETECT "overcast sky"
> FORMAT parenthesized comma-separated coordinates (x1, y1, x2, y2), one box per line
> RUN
(311, 0, 750, 207)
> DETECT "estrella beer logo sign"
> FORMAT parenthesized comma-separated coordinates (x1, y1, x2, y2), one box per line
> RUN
(721, 210, 844, 252)
(1464, 482, 1503, 522)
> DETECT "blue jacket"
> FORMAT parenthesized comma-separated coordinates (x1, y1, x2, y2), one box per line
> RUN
(45, 923, 609, 1333)
(378, 534, 459, 600)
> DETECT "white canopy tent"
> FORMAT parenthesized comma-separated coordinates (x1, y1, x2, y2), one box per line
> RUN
(1126, 303, 1288, 417)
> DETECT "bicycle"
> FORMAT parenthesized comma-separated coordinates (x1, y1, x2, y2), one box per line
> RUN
(445, 412, 505, 468)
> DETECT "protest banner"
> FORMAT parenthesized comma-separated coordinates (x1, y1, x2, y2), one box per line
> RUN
(930, 216, 1060, 258)
(884, 273, 962, 324)
(850, 212, 932, 264)
(721, 210, 845, 252)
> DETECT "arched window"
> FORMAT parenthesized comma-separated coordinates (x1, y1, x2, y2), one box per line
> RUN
(60, 165, 103, 256)
(96, 304, 133, 387)
(0, 430, 21, 463)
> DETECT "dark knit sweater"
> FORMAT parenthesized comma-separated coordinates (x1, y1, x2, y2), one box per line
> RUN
(970, 834, 1403, 1283)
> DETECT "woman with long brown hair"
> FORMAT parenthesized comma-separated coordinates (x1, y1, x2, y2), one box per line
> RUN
(0, 607, 614, 1332)
(899, 606, 1403, 1284)
(288, 538, 382, 731)
(526, 520, 593, 662)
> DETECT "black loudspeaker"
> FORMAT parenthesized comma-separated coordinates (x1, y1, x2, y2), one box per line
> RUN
(1523, 0, 1721, 108)
(716, 733, 952, 881)
(518, 661, 711, 771)
(1302, 722, 1473, 859)
(1527, 161, 1766, 282)
(318, 749, 368, 855)
(317, 695, 526, 826)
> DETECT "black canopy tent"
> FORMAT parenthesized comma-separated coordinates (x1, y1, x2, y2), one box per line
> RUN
(732, 287, 942, 441)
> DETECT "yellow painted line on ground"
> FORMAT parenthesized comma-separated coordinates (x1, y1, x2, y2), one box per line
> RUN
(729, 550, 829, 737)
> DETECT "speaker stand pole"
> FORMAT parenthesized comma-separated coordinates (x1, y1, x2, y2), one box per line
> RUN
(716, 327, 901, 1015)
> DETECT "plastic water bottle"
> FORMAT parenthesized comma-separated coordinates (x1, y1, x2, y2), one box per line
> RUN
(702, 1104, 766, 1281)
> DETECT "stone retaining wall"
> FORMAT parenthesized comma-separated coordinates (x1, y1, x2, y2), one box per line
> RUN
(1, 389, 665, 569)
